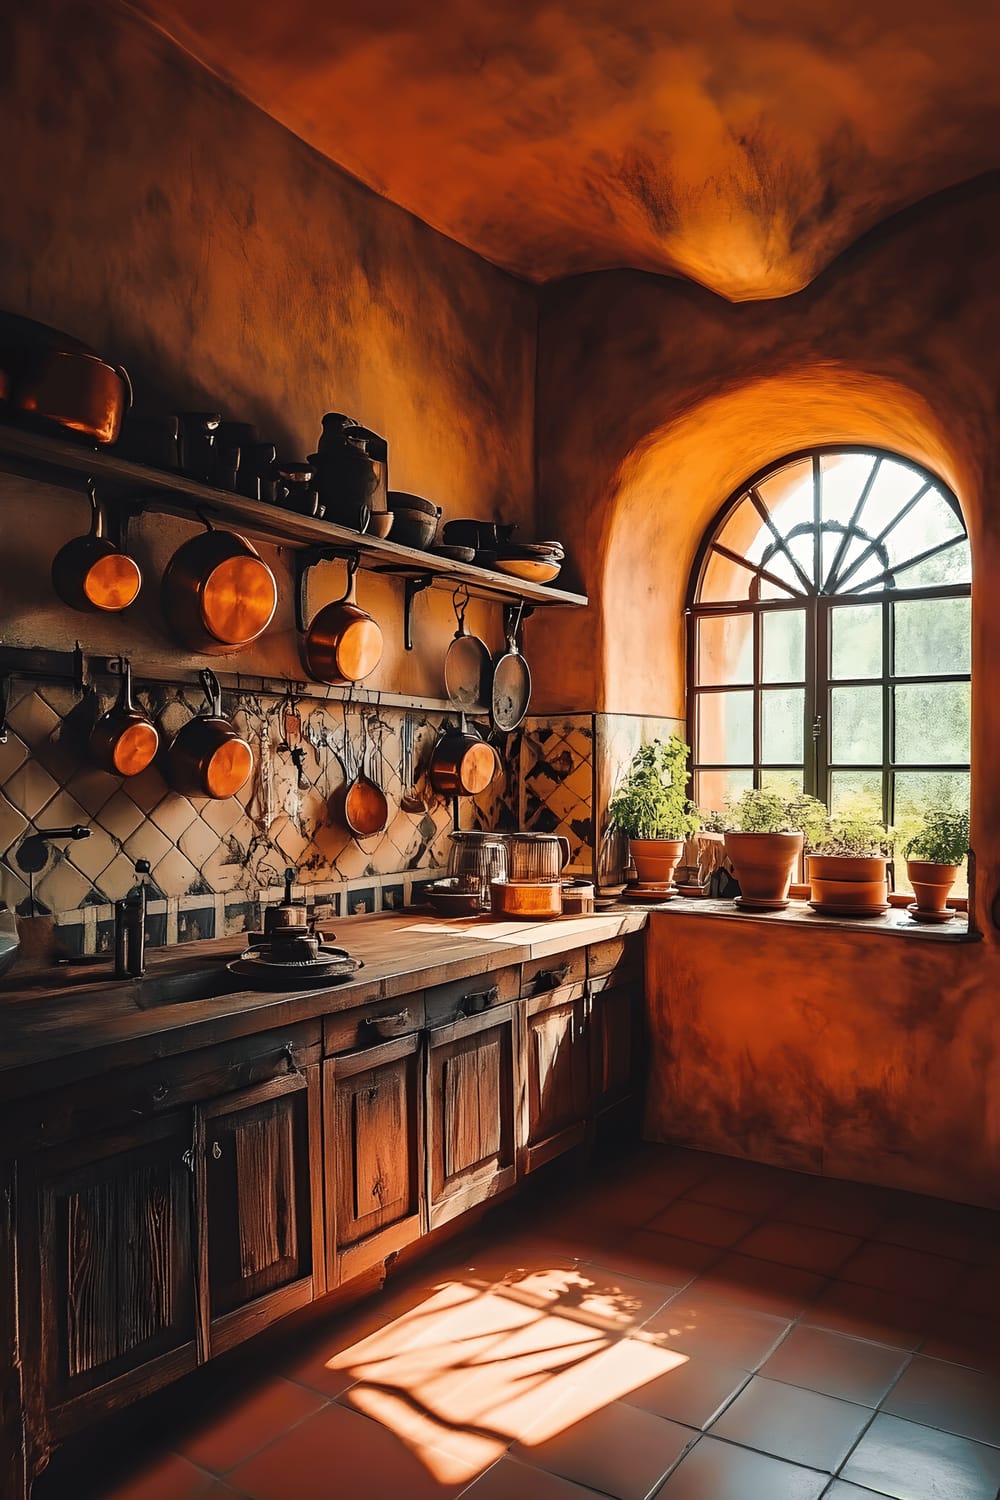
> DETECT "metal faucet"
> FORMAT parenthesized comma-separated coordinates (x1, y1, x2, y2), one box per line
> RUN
(115, 860, 151, 979)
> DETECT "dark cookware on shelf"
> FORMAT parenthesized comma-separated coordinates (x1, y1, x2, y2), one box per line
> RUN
(89, 658, 159, 778)
(429, 714, 499, 797)
(51, 480, 142, 613)
(490, 602, 531, 732)
(387, 492, 441, 549)
(443, 586, 492, 711)
(311, 412, 388, 531)
(442, 519, 517, 551)
(162, 518, 278, 653)
(0, 309, 132, 445)
(174, 412, 221, 482)
(301, 554, 383, 685)
(167, 668, 253, 799)
(278, 462, 325, 518)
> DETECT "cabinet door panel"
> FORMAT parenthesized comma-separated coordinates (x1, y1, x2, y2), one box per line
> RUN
(521, 990, 589, 1172)
(326, 1035, 422, 1286)
(427, 1005, 516, 1227)
(205, 1096, 302, 1318)
(27, 1115, 196, 1420)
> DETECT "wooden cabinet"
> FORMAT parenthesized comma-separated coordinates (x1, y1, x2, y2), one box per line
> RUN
(325, 1034, 423, 1286)
(19, 1114, 197, 1452)
(197, 1065, 323, 1358)
(426, 1001, 517, 1229)
(519, 983, 590, 1173)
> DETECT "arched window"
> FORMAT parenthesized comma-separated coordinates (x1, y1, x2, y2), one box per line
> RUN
(688, 448, 971, 831)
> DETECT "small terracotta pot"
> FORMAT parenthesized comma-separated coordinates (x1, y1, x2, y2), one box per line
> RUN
(807, 853, 889, 914)
(629, 838, 686, 886)
(723, 831, 802, 907)
(906, 859, 960, 913)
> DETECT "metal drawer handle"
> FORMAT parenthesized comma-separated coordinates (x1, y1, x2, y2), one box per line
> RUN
(364, 1010, 410, 1028)
(533, 963, 572, 992)
(282, 1042, 305, 1079)
(211, 1141, 222, 1161)
(151, 1082, 169, 1103)
(460, 985, 499, 1016)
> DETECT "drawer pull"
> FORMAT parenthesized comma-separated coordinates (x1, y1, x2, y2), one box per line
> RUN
(364, 1010, 410, 1029)
(533, 962, 572, 993)
(460, 985, 499, 1016)
(211, 1140, 223, 1161)
(151, 1082, 169, 1103)
(282, 1042, 305, 1079)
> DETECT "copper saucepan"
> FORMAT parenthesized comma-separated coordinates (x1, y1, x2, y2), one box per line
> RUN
(89, 658, 159, 777)
(0, 309, 132, 445)
(301, 554, 383, 685)
(429, 714, 500, 797)
(167, 669, 254, 799)
(51, 481, 142, 613)
(162, 520, 278, 654)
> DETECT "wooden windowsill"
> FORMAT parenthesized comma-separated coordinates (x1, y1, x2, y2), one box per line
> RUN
(614, 894, 977, 941)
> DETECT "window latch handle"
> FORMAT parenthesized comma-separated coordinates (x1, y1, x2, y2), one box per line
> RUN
(811, 714, 822, 740)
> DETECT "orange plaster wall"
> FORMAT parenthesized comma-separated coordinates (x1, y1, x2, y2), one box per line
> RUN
(0, 0, 537, 689)
(532, 177, 1000, 1205)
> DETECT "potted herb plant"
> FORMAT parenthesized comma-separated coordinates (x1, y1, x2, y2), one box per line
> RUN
(607, 737, 699, 886)
(904, 806, 969, 917)
(806, 815, 894, 915)
(722, 789, 827, 909)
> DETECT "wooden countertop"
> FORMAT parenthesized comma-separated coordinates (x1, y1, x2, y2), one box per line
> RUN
(0, 909, 646, 1102)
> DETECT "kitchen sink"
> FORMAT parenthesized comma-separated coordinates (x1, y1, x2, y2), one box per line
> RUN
(130, 966, 246, 1008)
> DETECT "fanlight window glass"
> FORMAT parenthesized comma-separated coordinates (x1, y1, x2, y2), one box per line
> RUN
(690, 450, 971, 853)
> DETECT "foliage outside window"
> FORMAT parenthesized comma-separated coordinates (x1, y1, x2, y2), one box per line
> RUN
(688, 448, 971, 892)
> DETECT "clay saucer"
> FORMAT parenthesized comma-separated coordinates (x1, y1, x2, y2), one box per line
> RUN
(906, 903, 956, 924)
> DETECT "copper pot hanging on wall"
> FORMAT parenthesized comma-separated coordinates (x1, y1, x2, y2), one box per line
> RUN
(89, 658, 159, 777)
(300, 554, 383, 685)
(161, 520, 277, 654)
(51, 481, 142, 613)
(0, 309, 132, 445)
(428, 717, 499, 797)
(166, 669, 253, 799)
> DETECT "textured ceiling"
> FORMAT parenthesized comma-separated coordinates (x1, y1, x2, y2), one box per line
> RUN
(136, 0, 1000, 300)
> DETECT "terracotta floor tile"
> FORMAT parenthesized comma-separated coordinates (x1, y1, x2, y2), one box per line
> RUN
(687, 1253, 828, 1319)
(736, 1222, 861, 1276)
(803, 1281, 933, 1350)
(228, 1404, 467, 1500)
(841, 1411, 1000, 1500)
(881, 1355, 1000, 1447)
(655, 1434, 829, 1499)
(619, 1350, 750, 1428)
(919, 1310, 1000, 1375)
(708, 1374, 871, 1472)
(837, 1242, 965, 1303)
(509, 1393, 695, 1499)
(780, 1184, 890, 1239)
(954, 1262, 999, 1315)
(822, 1483, 896, 1498)
(759, 1324, 909, 1406)
(460, 1456, 607, 1498)
(685, 1162, 800, 1218)
(645, 1198, 755, 1248)
(877, 1210, 993, 1264)
(560, 1263, 676, 1327)
(101, 1454, 215, 1500)
(176, 1377, 326, 1474)
(594, 1230, 720, 1287)
(643, 1296, 791, 1369)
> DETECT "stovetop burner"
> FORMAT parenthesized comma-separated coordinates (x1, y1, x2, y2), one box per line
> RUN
(227, 942, 364, 989)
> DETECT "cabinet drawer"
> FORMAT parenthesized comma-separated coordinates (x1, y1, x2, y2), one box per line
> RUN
(588, 936, 644, 984)
(521, 947, 586, 998)
(324, 994, 425, 1056)
(424, 967, 519, 1027)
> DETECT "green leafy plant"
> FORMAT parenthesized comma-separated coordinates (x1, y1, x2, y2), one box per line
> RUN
(904, 806, 970, 865)
(607, 737, 699, 841)
(726, 789, 827, 839)
(809, 814, 894, 857)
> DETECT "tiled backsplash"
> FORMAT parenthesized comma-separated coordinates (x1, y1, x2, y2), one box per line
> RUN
(0, 679, 685, 952)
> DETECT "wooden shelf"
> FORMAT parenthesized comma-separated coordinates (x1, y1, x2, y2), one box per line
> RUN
(0, 423, 588, 609)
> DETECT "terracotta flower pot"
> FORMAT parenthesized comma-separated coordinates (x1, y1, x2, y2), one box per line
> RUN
(723, 830, 802, 909)
(628, 838, 686, 886)
(906, 859, 960, 913)
(807, 853, 889, 915)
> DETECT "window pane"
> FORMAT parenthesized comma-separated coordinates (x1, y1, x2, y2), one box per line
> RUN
(697, 614, 753, 685)
(756, 459, 814, 536)
(893, 539, 971, 589)
(761, 689, 804, 763)
(894, 597, 970, 677)
(858, 458, 928, 538)
(697, 690, 753, 764)
(894, 770, 969, 820)
(831, 604, 882, 680)
(830, 771, 883, 818)
(761, 768, 803, 798)
(716, 497, 770, 566)
(701, 548, 754, 602)
(821, 452, 878, 527)
(762, 610, 805, 682)
(883, 488, 964, 572)
(759, 548, 806, 597)
(895, 682, 970, 764)
(830, 685, 882, 763)
(695, 768, 752, 813)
